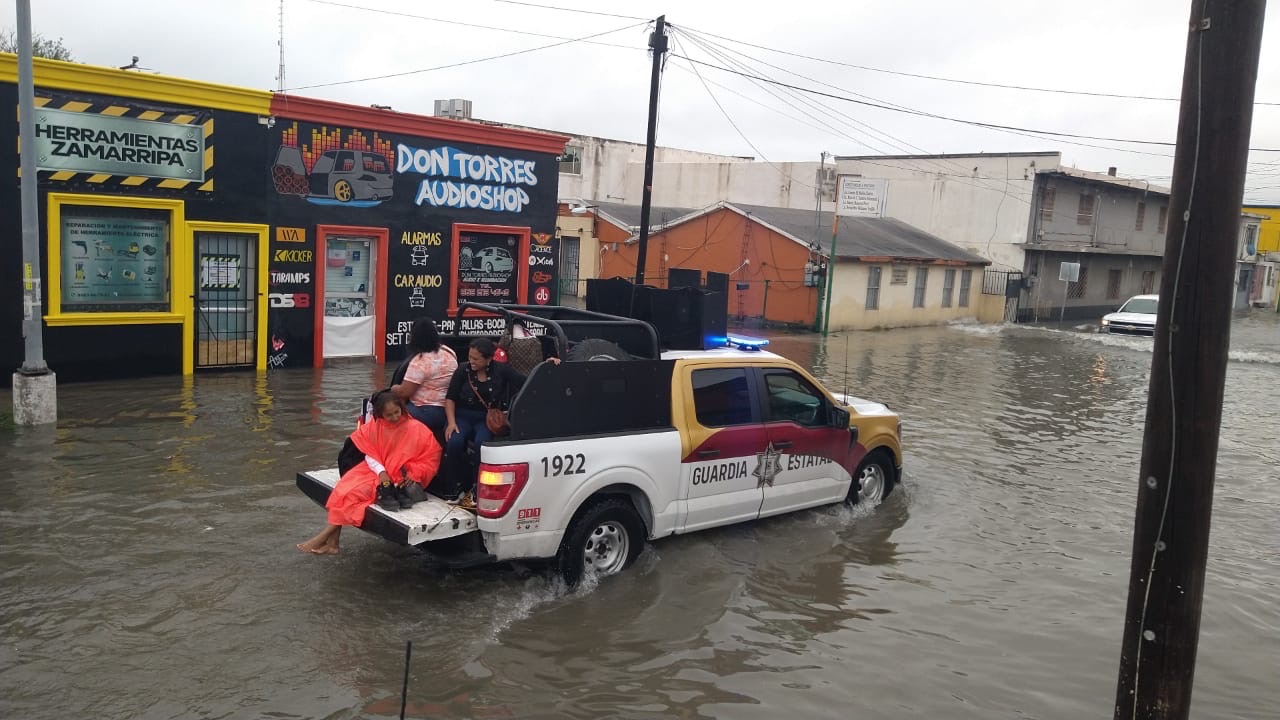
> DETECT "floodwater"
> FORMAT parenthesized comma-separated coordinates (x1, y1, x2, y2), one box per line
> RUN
(1, 313, 1277, 720)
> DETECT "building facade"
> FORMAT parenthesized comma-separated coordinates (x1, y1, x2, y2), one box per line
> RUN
(1018, 168, 1172, 321)
(2, 55, 566, 381)
(595, 201, 993, 330)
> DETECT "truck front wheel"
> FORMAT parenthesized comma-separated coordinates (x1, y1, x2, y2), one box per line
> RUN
(557, 497, 644, 585)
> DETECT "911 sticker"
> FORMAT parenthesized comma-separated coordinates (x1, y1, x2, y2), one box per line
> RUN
(516, 506, 541, 531)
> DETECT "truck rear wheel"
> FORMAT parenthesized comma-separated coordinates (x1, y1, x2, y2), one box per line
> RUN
(557, 497, 644, 585)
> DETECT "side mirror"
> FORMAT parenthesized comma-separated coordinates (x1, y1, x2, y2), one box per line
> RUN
(830, 405, 850, 429)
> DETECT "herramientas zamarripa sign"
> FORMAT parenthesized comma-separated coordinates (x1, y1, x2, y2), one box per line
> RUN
(33, 108, 204, 181)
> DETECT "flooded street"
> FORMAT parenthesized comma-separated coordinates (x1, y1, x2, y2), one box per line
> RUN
(2, 314, 1277, 720)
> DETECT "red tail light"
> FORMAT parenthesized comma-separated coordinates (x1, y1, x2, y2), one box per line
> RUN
(476, 462, 529, 518)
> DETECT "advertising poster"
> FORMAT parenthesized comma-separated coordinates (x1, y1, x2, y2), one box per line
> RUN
(456, 231, 520, 306)
(61, 215, 168, 308)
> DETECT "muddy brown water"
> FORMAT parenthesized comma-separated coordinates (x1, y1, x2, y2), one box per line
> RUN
(1, 315, 1277, 719)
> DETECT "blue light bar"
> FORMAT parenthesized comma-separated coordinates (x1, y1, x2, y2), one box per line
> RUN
(725, 333, 769, 350)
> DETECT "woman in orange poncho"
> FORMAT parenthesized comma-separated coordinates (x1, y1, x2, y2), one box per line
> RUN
(297, 391, 442, 555)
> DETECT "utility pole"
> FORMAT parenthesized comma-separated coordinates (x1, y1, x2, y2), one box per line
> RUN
(812, 151, 828, 332)
(633, 15, 667, 290)
(13, 0, 57, 426)
(1113, 2, 1264, 718)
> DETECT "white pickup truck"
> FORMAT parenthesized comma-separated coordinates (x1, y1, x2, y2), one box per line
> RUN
(298, 308, 903, 584)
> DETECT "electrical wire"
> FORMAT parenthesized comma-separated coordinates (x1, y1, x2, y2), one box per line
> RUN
(670, 54, 1280, 153)
(675, 22, 1280, 108)
(476, 0, 1280, 107)
(302, 0, 642, 50)
(491, 0, 650, 21)
(673, 26, 1033, 203)
(670, 33, 819, 192)
(285, 20, 646, 90)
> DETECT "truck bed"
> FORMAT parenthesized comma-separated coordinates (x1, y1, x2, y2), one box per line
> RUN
(296, 468, 479, 545)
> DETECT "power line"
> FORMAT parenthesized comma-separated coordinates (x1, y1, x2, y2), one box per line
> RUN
(303, 0, 640, 50)
(285, 20, 646, 90)
(674, 27, 1033, 201)
(475, 3, 1280, 107)
(670, 53, 1280, 153)
(490, 0, 649, 21)
(676, 23, 1280, 108)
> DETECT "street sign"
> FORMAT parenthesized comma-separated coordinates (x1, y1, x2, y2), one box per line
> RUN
(1059, 262, 1081, 283)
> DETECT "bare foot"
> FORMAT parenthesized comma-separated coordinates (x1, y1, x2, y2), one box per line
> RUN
(309, 545, 340, 555)
(296, 543, 315, 553)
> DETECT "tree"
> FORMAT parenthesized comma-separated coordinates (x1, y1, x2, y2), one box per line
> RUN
(0, 28, 74, 61)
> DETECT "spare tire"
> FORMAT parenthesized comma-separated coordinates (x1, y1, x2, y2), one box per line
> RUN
(567, 338, 629, 361)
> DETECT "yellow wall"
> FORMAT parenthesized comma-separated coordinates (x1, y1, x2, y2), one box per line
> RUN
(1243, 206, 1280, 254)
(828, 263, 986, 330)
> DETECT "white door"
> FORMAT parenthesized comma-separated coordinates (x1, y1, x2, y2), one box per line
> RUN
(323, 236, 375, 358)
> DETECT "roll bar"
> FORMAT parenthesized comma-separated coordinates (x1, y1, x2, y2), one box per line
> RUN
(451, 302, 661, 360)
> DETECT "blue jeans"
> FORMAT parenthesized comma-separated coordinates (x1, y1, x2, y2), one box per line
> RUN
(446, 407, 491, 496)
(406, 403, 447, 444)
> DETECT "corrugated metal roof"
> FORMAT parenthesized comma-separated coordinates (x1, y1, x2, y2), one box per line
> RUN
(1042, 167, 1171, 195)
(730, 203, 990, 265)
(588, 200, 701, 231)
(583, 199, 989, 265)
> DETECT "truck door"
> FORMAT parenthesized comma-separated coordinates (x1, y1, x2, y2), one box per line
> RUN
(678, 366, 766, 533)
(756, 367, 856, 517)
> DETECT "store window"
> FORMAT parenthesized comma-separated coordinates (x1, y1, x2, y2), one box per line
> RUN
(58, 205, 171, 313)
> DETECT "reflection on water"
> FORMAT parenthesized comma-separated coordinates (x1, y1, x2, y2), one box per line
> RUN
(1, 312, 1276, 719)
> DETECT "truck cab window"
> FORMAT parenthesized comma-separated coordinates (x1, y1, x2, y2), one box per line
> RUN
(763, 370, 827, 426)
(692, 368, 753, 427)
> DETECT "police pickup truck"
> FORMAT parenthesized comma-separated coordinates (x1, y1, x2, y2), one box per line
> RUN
(297, 306, 903, 584)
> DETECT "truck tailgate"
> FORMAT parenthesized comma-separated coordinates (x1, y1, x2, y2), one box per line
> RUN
(296, 468, 478, 545)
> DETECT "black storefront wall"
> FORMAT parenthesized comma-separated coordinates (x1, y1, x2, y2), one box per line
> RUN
(0, 84, 273, 380)
(1, 79, 562, 381)
(262, 119, 560, 369)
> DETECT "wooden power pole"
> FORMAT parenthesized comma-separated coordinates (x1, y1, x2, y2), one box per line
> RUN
(1114, 2, 1266, 718)
(634, 15, 667, 289)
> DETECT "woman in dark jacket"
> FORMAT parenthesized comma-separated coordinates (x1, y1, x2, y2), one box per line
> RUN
(442, 338, 525, 504)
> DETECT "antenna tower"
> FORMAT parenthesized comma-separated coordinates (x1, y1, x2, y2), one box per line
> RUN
(276, 0, 286, 93)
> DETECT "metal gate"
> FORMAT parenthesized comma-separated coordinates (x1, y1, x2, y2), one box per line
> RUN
(195, 231, 257, 368)
(982, 269, 1024, 322)
(560, 236, 580, 297)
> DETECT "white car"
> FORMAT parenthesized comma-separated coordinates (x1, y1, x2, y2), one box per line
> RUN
(1100, 294, 1158, 335)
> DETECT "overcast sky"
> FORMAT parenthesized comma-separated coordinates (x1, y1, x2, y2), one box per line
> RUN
(6, 0, 1280, 203)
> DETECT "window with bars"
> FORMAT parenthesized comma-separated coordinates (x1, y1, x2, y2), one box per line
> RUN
(1068, 265, 1089, 299)
(558, 145, 583, 175)
(1136, 202, 1146, 231)
(1158, 206, 1168, 233)
(1077, 193, 1095, 226)
(959, 269, 972, 307)
(913, 267, 929, 308)
(1140, 270, 1156, 294)
(865, 266, 881, 310)
(941, 268, 956, 308)
(1107, 269, 1122, 299)
(1040, 186, 1056, 223)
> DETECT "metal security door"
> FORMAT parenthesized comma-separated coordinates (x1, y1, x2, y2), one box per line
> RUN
(196, 232, 256, 368)
(560, 236, 580, 297)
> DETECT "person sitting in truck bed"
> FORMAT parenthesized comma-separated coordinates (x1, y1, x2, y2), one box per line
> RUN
(296, 391, 442, 555)
(389, 317, 458, 443)
(442, 338, 563, 505)
(442, 338, 521, 506)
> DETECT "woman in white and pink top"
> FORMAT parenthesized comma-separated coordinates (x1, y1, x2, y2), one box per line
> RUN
(390, 318, 457, 441)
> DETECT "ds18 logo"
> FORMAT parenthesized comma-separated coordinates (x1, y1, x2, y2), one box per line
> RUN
(269, 293, 311, 308)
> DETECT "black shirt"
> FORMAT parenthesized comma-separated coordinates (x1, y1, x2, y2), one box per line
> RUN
(446, 362, 525, 411)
